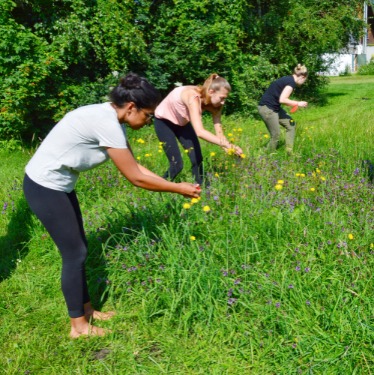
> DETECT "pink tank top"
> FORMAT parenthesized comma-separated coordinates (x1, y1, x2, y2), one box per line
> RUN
(155, 86, 201, 126)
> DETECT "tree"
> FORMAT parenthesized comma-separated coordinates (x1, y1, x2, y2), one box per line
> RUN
(0, 0, 367, 140)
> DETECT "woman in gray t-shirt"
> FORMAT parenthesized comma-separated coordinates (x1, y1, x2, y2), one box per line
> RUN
(23, 73, 201, 338)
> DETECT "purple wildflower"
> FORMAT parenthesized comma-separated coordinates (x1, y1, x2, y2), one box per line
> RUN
(227, 298, 237, 305)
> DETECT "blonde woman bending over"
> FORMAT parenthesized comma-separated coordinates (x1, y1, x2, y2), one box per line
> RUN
(154, 74, 243, 186)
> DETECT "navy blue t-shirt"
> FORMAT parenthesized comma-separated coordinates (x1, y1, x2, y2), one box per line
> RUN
(259, 76, 296, 112)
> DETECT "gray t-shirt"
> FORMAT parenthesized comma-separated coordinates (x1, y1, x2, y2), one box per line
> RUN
(26, 102, 127, 192)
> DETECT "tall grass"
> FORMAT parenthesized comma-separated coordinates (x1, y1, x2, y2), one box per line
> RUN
(1, 76, 374, 374)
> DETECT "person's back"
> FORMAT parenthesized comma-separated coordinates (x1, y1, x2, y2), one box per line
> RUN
(259, 76, 296, 112)
(155, 86, 199, 126)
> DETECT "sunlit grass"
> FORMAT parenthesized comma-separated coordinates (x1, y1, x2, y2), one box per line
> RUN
(1, 76, 374, 374)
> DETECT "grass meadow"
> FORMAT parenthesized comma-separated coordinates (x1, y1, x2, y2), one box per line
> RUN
(1, 75, 374, 374)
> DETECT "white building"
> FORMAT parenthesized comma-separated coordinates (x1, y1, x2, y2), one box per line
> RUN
(324, 1, 374, 75)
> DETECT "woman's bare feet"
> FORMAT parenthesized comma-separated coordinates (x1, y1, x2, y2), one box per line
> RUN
(84, 301, 116, 321)
(85, 310, 116, 321)
(69, 316, 110, 339)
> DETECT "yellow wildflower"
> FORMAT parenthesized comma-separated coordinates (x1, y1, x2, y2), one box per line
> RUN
(190, 236, 196, 241)
(264, 134, 269, 139)
(348, 233, 354, 240)
(275, 184, 283, 191)
(210, 152, 216, 157)
(136, 138, 145, 144)
(191, 197, 200, 204)
(214, 172, 220, 177)
(310, 187, 315, 192)
(227, 148, 235, 156)
(203, 205, 211, 212)
(277, 180, 285, 185)
(239, 153, 246, 159)
(183, 203, 191, 209)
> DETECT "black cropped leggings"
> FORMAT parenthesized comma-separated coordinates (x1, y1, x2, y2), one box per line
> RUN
(154, 118, 204, 185)
(23, 174, 89, 318)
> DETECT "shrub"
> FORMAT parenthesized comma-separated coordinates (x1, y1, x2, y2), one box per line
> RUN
(357, 60, 374, 75)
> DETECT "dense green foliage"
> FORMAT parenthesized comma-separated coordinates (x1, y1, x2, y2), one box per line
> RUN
(1, 76, 374, 374)
(0, 0, 366, 139)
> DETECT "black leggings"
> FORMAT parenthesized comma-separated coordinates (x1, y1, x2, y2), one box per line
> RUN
(23, 174, 89, 318)
(154, 118, 204, 185)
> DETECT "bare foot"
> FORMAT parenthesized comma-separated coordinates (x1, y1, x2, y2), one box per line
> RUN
(70, 324, 109, 339)
(85, 310, 116, 321)
(69, 315, 112, 339)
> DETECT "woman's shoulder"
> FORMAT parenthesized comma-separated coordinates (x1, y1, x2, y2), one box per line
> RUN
(180, 86, 201, 104)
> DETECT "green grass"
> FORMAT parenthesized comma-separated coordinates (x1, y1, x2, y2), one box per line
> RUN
(1, 75, 374, 374)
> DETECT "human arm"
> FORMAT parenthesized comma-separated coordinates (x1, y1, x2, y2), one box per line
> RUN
(106, 147, 201, 198)
(125, 140, 166, 181)
(279, 86, 308, 108)
(186, 95, 242, 155)
(212, 108, 243, 155)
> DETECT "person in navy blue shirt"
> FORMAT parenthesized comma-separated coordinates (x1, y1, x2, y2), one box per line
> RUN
(258, 64, 308, 154)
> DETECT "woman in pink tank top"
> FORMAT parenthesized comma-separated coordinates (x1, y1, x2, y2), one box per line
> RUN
(154, 73, 243, 186)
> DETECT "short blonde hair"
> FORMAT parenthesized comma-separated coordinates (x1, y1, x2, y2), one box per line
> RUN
(294, 64, 308, 77)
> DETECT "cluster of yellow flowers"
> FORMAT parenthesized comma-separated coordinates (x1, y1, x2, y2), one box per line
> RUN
(274, 170, 327, 192)
(311, 168, 327, 182)
(182, 197, 210, 213)
(274, 179, 284, 191)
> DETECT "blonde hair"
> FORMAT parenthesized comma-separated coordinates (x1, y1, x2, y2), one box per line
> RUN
(294, 64, 308, 77)
(198, 73, 231, 105)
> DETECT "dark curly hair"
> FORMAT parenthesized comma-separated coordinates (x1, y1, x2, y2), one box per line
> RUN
(109, 73, 161, 109)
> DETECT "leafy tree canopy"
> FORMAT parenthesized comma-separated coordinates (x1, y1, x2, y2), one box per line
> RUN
(0, 0, 366, 140)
